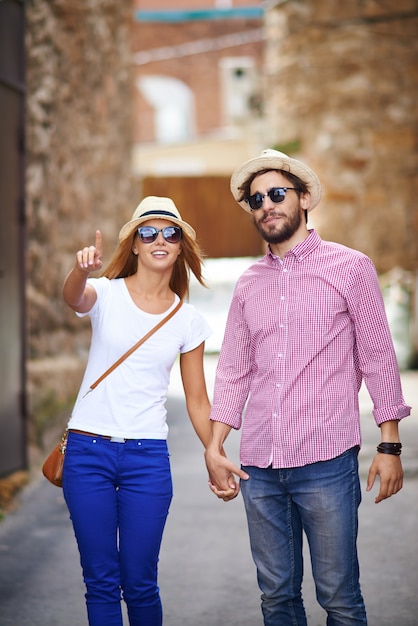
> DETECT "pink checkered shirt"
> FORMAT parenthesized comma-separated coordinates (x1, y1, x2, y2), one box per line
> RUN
(210, 230, 411, 469)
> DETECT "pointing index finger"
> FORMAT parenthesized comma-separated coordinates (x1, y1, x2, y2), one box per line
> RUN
(95, 229, 103, 257)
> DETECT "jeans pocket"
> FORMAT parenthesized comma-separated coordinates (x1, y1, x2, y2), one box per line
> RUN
(65, 431, 98, 456)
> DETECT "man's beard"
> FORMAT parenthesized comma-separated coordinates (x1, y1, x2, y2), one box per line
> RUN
(254, 208, 303, 245)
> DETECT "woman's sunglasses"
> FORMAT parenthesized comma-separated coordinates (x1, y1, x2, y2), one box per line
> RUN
(137, 225, 182, 244)
(246, 187, 296, 211)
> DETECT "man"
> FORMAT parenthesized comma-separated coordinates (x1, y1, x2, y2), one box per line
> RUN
(205, 149, 411, 626)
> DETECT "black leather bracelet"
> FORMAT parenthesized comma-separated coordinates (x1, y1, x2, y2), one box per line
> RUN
(376, 442, 402, 456)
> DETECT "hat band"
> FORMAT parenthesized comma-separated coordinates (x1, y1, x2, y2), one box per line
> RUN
(139, 209, 178, 219)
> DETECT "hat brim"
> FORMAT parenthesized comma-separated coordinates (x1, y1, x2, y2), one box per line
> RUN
(119, 213, 196, 242)
(230, 152, 322, 213)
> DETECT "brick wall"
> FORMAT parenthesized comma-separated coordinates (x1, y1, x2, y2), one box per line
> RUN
(133, 16, 264, 142)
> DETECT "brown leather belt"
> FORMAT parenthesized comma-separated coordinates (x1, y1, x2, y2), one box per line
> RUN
(70, 429, 128, 443)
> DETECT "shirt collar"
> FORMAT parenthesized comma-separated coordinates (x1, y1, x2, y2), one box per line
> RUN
(267, 229, 321, 263)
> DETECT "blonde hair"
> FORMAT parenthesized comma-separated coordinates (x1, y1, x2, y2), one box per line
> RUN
(101, 227, 206, 300)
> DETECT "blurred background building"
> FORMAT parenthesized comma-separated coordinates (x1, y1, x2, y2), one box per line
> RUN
(132, 0, 267, 259)
(0, 0, 417, 496)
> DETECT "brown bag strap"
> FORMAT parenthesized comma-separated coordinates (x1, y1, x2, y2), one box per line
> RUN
(83, 299, 183, 397)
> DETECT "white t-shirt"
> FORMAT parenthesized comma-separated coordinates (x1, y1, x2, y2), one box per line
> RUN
(67, 277, 212, 439)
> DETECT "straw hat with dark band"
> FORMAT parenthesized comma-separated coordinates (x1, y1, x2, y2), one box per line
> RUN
(230, 149, 322, 213)
(119, 197, 196, 242)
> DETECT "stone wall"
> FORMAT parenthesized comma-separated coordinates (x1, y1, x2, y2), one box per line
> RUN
(25, 0, 137, 442)
(266, 0, 418, 273)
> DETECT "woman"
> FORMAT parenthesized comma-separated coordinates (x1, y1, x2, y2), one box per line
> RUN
(62, 196, 212, 626)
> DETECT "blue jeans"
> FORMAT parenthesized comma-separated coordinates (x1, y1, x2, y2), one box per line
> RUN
(240, 447, 367, 626)
(63, 431, 173, 626)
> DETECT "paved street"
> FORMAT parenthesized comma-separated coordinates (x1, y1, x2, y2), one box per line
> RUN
(0, 357, 417, 626)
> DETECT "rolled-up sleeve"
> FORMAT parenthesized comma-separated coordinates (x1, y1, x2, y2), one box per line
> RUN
(346, 255, 411, 424)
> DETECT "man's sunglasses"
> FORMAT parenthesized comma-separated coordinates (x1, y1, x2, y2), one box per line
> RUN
(137, 225, 182, 244)
(246, 187, 296, 211)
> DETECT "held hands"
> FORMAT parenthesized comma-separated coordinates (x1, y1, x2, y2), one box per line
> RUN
(76, 230, 103, 273)
(205, 448, 249, 502)
(366, 453, 403, 504)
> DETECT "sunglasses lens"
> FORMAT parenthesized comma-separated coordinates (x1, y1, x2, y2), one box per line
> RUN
(138, 227, 157, 243)
(163, 226, 182, 243)
(269, 188, 286, 203)
(247, 193, 264, 210)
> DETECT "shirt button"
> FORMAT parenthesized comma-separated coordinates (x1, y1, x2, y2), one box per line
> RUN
(278, 353, 283, 358)
(281, 295, 285, 300)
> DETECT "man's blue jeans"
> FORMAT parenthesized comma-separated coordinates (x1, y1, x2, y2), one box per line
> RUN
(240, 447, 367, 626)
(63, 431, 173, 626)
